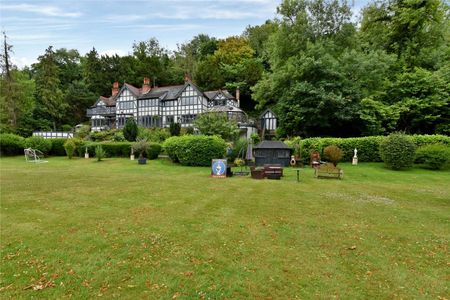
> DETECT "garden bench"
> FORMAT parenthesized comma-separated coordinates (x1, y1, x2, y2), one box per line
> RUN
(314, 163, 343, 179)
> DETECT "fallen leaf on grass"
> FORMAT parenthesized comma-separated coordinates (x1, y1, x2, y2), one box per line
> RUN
(24, 276, 55, 291)
(348, 245, 357, 250)
(0, 284, 13, 291)
(181, 271, 193, 277)
(172, 292, 181, 299)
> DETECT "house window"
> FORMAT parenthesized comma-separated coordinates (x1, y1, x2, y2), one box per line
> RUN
(181, 114, 196, 124)
(166, 116, 174, 125)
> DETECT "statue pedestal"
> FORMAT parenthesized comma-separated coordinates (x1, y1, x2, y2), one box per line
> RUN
(130, 154, 135, 161)
(352, 157, 358, 165)
(85, 153, 89, 159)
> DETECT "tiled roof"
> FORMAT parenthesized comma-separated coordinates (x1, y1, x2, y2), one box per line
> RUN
(124, 83, 141, 97)
(139, 84, 185, 100)
(98, 96, 116, 106)
(254, 141, 290, 149)
(204, 90, 235, 100)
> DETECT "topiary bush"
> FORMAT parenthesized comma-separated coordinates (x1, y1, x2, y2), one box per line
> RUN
(64, 139, 76, 159)
(324, 145, 343, 166)
(25, 136, 52, 155)
(169, 122, 181, 136)
(163, 135, 227, 166)
(123, 118, 138, 142)
(0, 133, 25, 156)
(50, 138, 67, 156)
(415, 144, 450, 170)
(379, 133, 416, 170)
(95, 145, 106, 161)
(147, 143, 162, 160)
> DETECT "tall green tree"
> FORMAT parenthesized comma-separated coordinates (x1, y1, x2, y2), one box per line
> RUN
(33, 46, 68, 131)
(0, 32, 36, 134)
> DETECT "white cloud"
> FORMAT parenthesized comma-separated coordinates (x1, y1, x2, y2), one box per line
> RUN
(99, 49, 127, 57)
(2, 4, 82, 18)
(11, 56, 37, 69)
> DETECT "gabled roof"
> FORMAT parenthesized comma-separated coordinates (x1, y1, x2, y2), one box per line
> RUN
(123, 83, 141, 97)
(260, 108, 277, 118)
(139, 84, 185, 100)
(204, 89, 236, 100)
(254, 141, 290, 149)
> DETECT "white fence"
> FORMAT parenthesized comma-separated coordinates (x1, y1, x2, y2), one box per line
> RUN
(32, 131, 74, 139)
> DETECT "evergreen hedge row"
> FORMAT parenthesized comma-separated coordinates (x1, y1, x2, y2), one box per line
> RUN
(79, 141, 161, 159)
(285, 134, 450, 163)
(163, 135, 227, 166)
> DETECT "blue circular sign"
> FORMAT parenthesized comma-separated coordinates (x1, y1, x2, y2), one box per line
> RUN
(212, 160, 226, 176)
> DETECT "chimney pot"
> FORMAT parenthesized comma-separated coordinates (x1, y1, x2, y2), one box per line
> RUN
(236, 87, 240, 108)
(112, 81, 119, 97)
(142, 77, 151, 94)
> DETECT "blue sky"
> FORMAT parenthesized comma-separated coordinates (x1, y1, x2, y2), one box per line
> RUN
(1, 0, 370, 68)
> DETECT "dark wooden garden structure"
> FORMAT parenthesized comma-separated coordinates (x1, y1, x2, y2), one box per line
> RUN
(253, 141, 292, 167)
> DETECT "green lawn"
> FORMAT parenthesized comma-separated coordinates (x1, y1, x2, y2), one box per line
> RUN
(0, 157, 449, 299)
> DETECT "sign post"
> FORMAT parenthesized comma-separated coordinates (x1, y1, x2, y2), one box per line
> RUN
(211, 159, 227, 178)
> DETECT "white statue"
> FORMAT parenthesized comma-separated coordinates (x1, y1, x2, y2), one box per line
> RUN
(354, 148, 358, 158)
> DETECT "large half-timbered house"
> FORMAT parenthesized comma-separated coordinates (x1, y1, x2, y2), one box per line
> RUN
(86, 76, 275, 137)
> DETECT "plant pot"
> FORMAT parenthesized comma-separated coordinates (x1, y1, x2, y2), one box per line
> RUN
(138, 157, 147, 165)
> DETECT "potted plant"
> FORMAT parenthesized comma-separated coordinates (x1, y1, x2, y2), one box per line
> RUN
(132, 138, 149, 165)
(233, 158, 249, 176)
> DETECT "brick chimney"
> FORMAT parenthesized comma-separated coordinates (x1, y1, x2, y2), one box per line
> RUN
(112, 81, 119, 97)
(142, 77, 151, 94)
(236, 87, 240, 108)
(184, 73, 191, 82)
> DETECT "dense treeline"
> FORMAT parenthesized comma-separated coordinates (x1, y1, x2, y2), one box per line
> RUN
(1, 0, 449, 137)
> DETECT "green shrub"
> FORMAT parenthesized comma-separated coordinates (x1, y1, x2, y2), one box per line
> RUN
(101, 142, 133, 157)
(147, 143, 162, 160)
(169, 122, 181, 136)
(95, 145, 106, 161)
(75, 125, 91, 139)
(138, 127, 170, 143)
(50, 138, 67, 156)
(250, 133, 261, 145)
(415, 144, 450, 170)
(380, 133, 416, 170)
(324, 145, 343, 166)
(25, 136, 52, 155)
(123, 118, 138, 141)
(163, 136, 182, 162)
(61, 124, 73, 132)
(227, 138, 248, 163)
(163, 135, 227, 166)
(112, 131, 125, 142)
(64, 139, 76, 159)
(89, 129, 121, 142)
(0, 133, 25, 156)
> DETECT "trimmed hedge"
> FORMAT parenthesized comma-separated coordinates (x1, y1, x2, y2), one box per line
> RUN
(163, 136, 182, 162)
(0, 133, 25, 156)
(49, 138, 67, 156)
(25, 136, 52, 155)
(163, 135, 227, 166)
(415, 144, 450, 170)
(285, 134, 450, 164)
(80, 142, 132, 158)
(147, 143, 162, 160)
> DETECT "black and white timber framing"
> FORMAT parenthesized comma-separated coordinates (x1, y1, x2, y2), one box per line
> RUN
(86, 77, 276, 137)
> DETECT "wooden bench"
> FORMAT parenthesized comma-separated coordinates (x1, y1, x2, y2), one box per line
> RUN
(314, 163, 343, 179)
